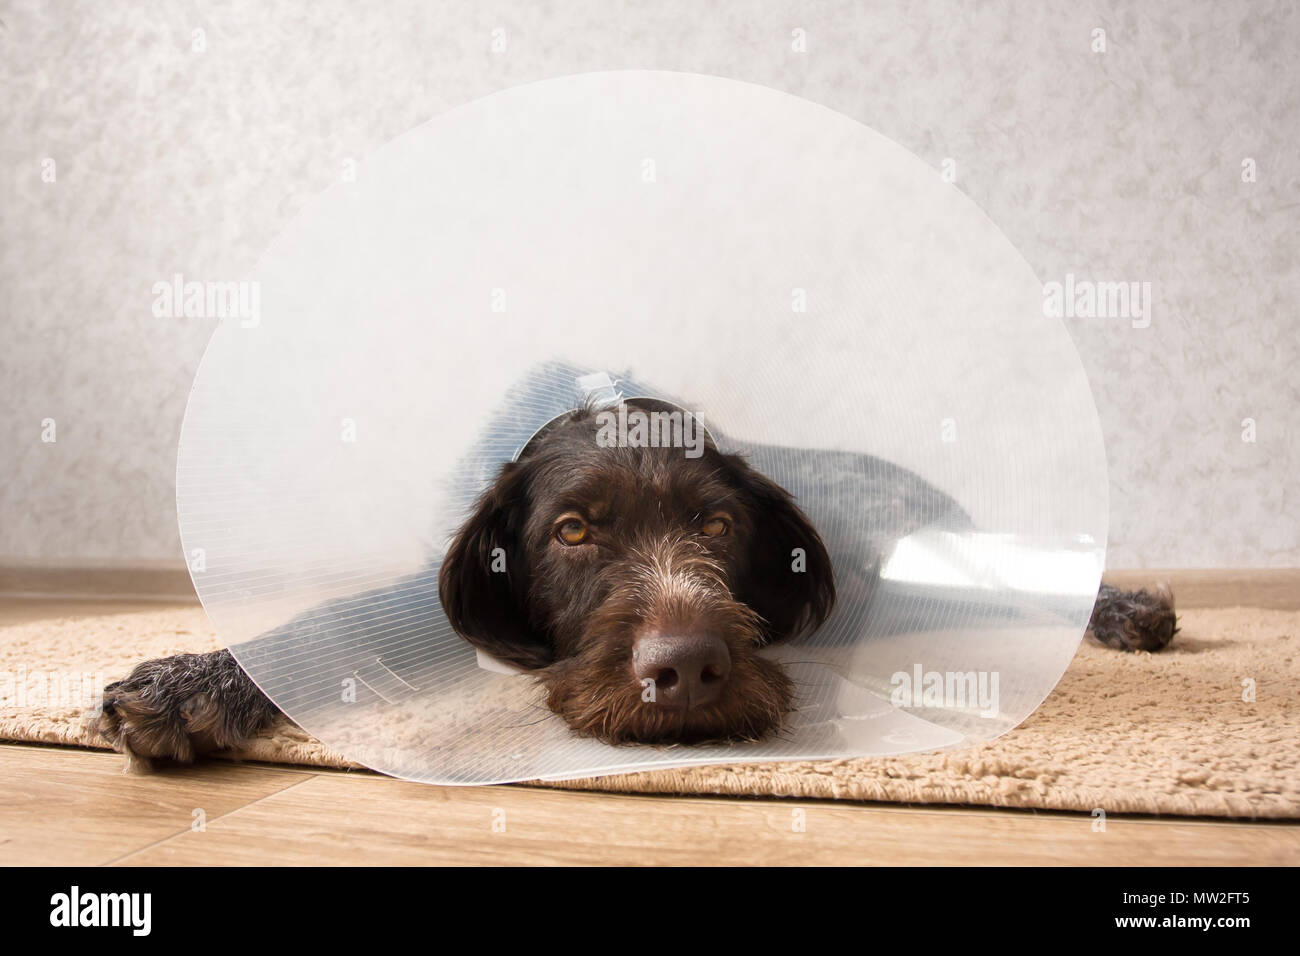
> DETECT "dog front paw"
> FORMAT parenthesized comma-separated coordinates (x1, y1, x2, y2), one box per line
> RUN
(1088, 582, 1179, 652)
(89, 650, 276, 772)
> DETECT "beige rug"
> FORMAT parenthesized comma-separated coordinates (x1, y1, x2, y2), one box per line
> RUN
(1, 602, 1296, 818)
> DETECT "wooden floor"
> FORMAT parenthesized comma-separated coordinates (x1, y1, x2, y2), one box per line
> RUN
(2, 574, 1298, 867)
(1, 743, 1294, 866)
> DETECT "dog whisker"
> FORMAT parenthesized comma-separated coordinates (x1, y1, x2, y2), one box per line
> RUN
(502, 711, 561, 730)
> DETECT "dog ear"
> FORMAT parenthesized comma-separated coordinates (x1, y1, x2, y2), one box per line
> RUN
(726, 456, 836, 644)
(438, 461, 553, 669)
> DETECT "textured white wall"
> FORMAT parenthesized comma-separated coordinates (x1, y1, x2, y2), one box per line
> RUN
(1, 0, 1296, 568)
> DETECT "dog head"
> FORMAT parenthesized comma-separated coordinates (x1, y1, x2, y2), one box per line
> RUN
(438, 399, 835, 744)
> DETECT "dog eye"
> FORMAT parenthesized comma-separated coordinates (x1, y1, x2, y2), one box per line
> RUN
(700, 515, 730, 538)
(556, 518, 589, 545)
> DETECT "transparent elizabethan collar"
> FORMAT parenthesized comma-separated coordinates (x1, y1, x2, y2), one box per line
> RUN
(176, 71, 1107, 785)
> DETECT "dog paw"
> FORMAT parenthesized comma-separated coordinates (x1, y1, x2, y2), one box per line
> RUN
(1089, 582, 1179, 652)
(89, 653, 246, 772)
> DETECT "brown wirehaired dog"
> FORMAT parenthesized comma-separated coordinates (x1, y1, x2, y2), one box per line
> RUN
(438, 399, 834, 744)
(94, 398, 1175, 765)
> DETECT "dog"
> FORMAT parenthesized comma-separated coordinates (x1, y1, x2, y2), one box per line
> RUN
(94, 398, 1178, 766)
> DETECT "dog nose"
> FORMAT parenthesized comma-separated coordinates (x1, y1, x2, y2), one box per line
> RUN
(632, 633, 731, 709)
